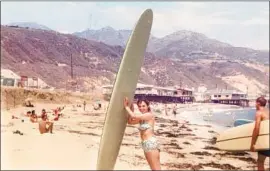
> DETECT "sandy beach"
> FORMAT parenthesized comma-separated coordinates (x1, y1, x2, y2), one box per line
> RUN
(1, 100, 269, 170)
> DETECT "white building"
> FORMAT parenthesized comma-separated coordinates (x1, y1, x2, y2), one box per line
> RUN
(135, 83, 157, 95)
(193, 84, 208, 102)
(204, 89, 249, 106)
(27, 77, 49, 89)
(1, 69, 49, 89)
(1, 69, 21, 87)
(102, 83, 192, 97)
(206, 89, 247, 100)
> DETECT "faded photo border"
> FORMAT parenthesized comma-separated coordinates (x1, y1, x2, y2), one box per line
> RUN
(1, 1, 269, 171)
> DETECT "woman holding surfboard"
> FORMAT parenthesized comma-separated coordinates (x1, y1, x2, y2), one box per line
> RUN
(124, 97, 161, 170)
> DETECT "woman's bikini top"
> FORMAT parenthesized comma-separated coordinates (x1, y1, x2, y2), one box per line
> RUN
(138, 112, 152, 131)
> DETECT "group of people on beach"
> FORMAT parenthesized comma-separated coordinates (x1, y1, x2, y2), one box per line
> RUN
(10, 96, 269, 170)
(124, 96, 269, 171)
(12, 106, 64, 134)
(151, 102, 178, 117)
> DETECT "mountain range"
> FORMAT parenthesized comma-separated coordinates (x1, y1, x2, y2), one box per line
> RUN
(7, 22, 269, 65)
(74, 27, 269, 65)
(1, 22, 269, 96)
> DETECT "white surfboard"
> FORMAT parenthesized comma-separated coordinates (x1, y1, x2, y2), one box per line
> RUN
(216, 120, 269, 151)
(96, 9, 153, 170)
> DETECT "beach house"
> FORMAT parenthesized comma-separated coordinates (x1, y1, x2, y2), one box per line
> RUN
(193, 84, 208, 102)
(1, 69, 21, 87)
(102, 83, 194, 103)
(19, 75, 49, 89)
(205, 89, 249, 107)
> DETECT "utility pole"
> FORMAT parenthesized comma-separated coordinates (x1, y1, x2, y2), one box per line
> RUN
(67, 42, 74, 91)
(69, 42, 73, 79)
(71, 53, 73, 79)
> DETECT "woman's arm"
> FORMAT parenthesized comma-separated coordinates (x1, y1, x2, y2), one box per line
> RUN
(125, 106, 153, 120)
(127, 117, 140, 125)
(126, 103, 140, 125)
(124, 97, 154, 122)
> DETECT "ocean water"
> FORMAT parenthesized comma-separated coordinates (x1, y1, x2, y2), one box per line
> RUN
(209, 108, 256, 126)
(176, 107, 257, 132)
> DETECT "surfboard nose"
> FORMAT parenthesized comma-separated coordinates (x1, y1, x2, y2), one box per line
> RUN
(142, 9, 153, 22)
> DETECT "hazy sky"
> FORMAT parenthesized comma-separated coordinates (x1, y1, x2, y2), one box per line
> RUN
(1, 2, 269, 50)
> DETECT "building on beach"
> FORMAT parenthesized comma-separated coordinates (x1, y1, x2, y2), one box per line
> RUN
(205, 89, 249, 107)
(1, 69, 21, 87)
(101, 83, 194, 103)
(1, 69, 49, 89)
(193, 84, 208, 102)
(19, 75, 49, 89)
(134, 84, 193, 103)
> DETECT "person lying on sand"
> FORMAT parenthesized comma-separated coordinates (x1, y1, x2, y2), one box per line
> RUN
(11, 115, 24, 123)
(124, 97, 161, 170)
(12, 112, 31, 122)
(24, 100, 34, 107)
(12, 111, 31, 119)
(251, 97, 269, 171)
(38, 109, 54, 134)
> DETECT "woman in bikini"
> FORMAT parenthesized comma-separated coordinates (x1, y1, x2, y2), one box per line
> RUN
(123, 97, 161, 170)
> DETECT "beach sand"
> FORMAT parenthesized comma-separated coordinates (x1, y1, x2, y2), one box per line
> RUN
(1, 102, 269, 170)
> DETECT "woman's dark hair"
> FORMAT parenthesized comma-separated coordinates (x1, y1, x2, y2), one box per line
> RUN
(137, 98, 151, 112)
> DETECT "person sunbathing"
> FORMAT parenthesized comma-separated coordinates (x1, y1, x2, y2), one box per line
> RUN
(12, 111, 31, 119)
(11, 115, 24, 123)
